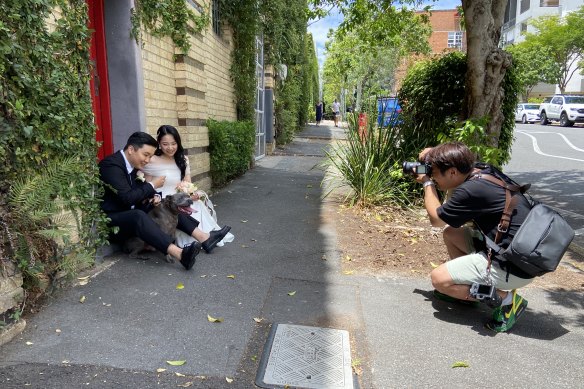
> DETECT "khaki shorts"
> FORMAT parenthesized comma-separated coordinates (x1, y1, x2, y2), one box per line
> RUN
(445, 252, 532, 291)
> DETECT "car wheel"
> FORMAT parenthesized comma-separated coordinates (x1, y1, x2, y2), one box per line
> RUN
(540, 112, 548, 125)
(560, 112, 573, 127)
(522, 115, 527, 124)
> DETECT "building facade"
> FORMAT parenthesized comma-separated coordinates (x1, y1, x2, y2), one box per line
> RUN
(502, 0, 584, 96)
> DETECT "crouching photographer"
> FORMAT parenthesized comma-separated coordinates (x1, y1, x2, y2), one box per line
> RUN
(406, 142, 534, 332)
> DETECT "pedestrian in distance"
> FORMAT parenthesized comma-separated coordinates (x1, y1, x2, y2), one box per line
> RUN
(332, 99, 341, 127)
(410, 142, 533, 332)
(315, 100, 323, 126)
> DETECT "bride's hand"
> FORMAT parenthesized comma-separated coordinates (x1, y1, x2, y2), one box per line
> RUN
(190, 192, 200, 201)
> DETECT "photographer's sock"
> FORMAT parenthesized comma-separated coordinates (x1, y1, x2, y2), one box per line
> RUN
(501, 291, 513, 306)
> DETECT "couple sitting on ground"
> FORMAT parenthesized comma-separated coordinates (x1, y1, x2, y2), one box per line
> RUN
(99, 126, 233, 270)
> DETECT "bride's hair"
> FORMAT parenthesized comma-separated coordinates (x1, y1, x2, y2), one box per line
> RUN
(155, 125, 187, 180)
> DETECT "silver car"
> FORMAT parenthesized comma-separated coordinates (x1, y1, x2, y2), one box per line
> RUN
(515, 103, 540, 124)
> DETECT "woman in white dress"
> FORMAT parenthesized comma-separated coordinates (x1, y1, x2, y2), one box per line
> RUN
(142, 125, 234, 248)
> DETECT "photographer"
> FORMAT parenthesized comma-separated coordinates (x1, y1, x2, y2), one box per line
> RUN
(411, 142, 533, 332)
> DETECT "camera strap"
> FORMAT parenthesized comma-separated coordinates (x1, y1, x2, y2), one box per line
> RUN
(470, 170, 524, 284)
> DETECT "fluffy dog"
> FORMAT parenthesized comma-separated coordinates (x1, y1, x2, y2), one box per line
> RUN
(124, 192, 194, 261)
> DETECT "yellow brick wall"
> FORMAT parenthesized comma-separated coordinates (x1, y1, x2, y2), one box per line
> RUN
(139, 0, 237, 191)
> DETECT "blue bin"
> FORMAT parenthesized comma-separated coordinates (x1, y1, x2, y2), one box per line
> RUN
(377, 97, 402, 127)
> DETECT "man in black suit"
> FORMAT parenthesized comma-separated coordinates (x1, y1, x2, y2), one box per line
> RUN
(99, 132, 231, 270)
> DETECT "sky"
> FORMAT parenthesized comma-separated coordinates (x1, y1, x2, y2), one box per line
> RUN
(307, 0, 463, 68)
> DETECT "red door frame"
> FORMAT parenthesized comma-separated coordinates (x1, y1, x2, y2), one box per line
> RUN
(88, 0, 113, 160)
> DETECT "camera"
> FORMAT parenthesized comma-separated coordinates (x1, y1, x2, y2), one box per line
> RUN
(469, 282, 502, 307)
(402, 161, 432, 176)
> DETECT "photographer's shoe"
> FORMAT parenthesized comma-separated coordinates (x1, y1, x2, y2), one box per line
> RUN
(180, 242, 201, 270)
(485, 290, 528, 333)
(201, 226, 231, 254)
(433, 290, 479, 307)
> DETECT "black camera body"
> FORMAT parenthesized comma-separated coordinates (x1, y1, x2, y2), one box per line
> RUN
(402, 161, 432, 176)
(469, 282, 502, 307)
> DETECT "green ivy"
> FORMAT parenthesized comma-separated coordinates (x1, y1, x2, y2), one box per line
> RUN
(207, 119, 255, 187)
(0, 0, 109, 293)
(130, 0, 210, 54)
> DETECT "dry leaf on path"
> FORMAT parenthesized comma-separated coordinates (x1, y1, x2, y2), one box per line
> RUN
(156, 368, 166, 373)
(287, 291, 296, 296)
(79, 296, 86, 303)
(227, 275, 236, 279)
(166, 360, 186, 366)
(207, 314, 224, 323)
(226, 377, 234, 383)
(176, 282, 185, 290)
(253, 317, 263, 323)
(452, 361, 470, 368)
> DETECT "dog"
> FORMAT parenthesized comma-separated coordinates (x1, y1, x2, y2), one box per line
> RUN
(123, 192, 194, 261)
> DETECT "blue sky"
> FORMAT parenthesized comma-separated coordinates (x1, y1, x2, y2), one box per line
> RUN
(307, 0, 462, 68)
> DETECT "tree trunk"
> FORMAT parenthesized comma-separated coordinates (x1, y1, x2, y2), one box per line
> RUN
(462, 0, 511, 147)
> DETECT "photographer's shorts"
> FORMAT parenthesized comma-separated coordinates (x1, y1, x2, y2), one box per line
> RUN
(446, 253, 532, 291)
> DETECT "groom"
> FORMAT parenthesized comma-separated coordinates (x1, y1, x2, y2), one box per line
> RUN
(99, 131, 231, 270)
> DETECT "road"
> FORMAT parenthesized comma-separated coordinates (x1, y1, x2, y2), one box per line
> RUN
(504, 122, 584, 249)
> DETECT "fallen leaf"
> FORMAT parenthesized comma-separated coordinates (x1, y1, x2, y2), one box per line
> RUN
(253, 317, 263, 323)
(241, 245, 249, 248)
(166, 360, 186, 366)
(177, 382, 193, 388)
(241, 220, 248, 223)
(251, 355, 257, 361)
(452, 361, 470, 368)
(175, 372, 186, 377)
(345, 255, 352, 261)
(287, 291, 296, 296)
(62, 360, 70, 364)
(227, 275, 236, 279)
(430, 261, 439, 268)
(226, 377, 234, 383)
(251, 239, 257, 242)
(55, 329, 61, 333)
(343, 270, 354, 275)
(374, 214, 382, 222)
(207, 314, 223, 323)
(78, 278, 89, 286)
(176, 282, 185, 290)
(200, 275, 207, 278)
(306, 184, 313, 188)
(79, 296, 86, 303)
(25, 341, 33, 345)
(321, 255, 327, 260)
(156, 368, 166, 373)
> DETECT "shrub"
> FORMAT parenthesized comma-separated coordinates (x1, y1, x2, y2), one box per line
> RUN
(207, 119, 255, 187)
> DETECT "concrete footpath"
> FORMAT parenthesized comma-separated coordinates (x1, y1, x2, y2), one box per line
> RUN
(1, 122, 583, 388)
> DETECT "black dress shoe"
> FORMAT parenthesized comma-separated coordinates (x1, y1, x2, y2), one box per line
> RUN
(201, 226, 231, 254)
(180, 242, 201, 270)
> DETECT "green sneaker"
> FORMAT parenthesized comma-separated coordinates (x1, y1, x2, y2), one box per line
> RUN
(433, 290, 480, 307)
(485, 290, 528, 332)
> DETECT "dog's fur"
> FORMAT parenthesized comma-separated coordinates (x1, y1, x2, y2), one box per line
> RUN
(123, 192, 194, 261)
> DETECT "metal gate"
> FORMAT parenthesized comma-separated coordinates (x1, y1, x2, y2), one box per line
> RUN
(254, 34, 265, 160)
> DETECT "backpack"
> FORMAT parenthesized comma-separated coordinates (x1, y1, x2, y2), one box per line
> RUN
(471, 168, 574, 278)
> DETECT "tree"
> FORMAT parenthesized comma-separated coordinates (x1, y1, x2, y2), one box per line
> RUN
(506, 42, 555, 100)
(522, 7, 584, 94)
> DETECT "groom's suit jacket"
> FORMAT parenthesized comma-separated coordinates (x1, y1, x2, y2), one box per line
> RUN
(99, 150, 156, 214)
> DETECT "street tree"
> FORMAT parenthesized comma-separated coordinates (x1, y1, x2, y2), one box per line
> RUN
(522, 6, 584, 94)
(313, 0, 521, 148)
(506, 42, 555, 100)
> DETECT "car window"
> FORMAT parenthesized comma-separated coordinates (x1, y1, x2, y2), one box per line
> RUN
(551, 97, 563, 104)
(542, 97, 552, 104)
(565, 96, 584, 104)
(525, 104, 539, 110)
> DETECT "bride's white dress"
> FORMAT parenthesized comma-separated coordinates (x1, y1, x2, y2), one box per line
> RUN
(142, 156, 234, 248)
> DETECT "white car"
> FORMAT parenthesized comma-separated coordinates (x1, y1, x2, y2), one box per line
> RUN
(515, 103, 540, 124)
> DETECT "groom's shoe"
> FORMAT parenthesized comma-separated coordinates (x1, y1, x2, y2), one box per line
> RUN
(202, 226, 231, 254)
(180, 242, 201, 270)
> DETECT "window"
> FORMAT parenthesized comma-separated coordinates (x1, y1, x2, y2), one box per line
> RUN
(520, 22, 528, 33)
(520, 0, 530, 14)
(212, 0, 221, 36)
(540, 0, 559, 6)
(447, 31, 463, 49)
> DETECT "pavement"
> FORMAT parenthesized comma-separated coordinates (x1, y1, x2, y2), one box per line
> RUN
(1, 120, 584, 388)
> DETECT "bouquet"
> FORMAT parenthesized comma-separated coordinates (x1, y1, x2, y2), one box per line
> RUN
(176, 181, 198, 196)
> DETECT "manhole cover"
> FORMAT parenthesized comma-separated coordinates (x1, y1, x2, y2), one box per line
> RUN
(255, 324, 353, 389)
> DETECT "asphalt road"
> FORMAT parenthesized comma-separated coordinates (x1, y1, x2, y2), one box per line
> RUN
(504, 122, 584, 249)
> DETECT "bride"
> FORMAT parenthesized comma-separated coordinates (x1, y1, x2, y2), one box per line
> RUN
(142, 125, 234, 248)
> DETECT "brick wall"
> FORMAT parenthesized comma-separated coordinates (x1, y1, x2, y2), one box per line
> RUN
(140, 0, 236, 190)
(395, 9, 465, 92)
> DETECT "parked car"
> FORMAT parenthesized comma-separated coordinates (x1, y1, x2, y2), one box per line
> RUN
(377, 97, 402, 127)
(539, 95, 584, 127)
(515, 103, 540, 124)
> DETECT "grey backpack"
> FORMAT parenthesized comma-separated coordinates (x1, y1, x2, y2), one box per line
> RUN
(473, 172, 574, 277)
